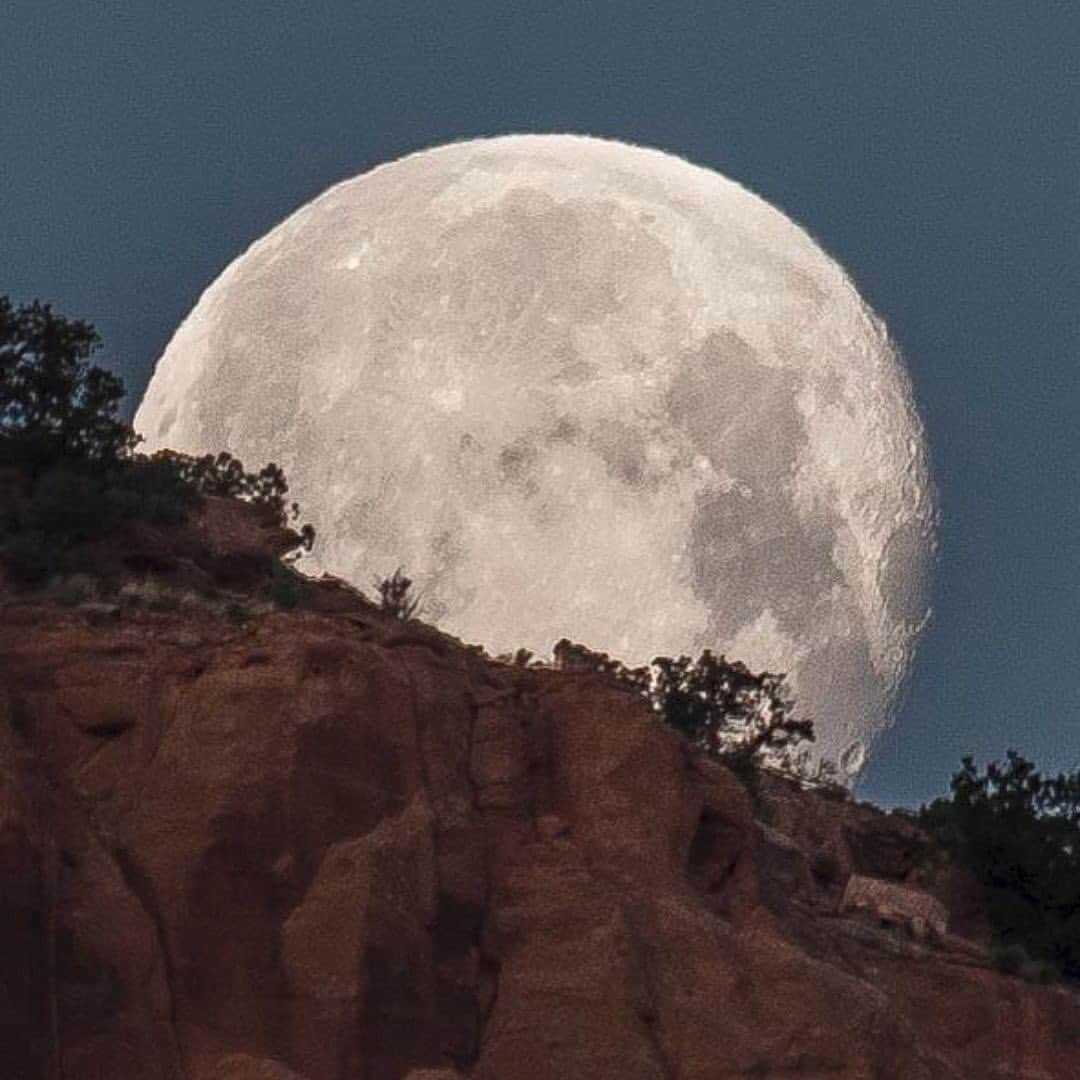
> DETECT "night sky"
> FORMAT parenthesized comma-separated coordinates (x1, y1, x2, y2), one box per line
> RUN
(3, 3, 1077, 807)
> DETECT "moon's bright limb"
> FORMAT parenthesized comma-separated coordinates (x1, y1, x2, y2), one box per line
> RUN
(135, 134, 937, 775)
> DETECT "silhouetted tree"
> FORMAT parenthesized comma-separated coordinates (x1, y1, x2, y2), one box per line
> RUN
(551, 638, 813, 772)
(919, 751, 1080, 979)
(0, 296, 315, 584)
(147, 448, 307, 528)
(646, 650, 813, 769)
(0, 297, 134, 472)
(375, 567, 422, 620)
(269, 557, 302, 610)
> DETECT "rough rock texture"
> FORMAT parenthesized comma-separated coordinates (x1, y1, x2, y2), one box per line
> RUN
(1, 512, 1079, 1078)
(840, 875, 948, 939)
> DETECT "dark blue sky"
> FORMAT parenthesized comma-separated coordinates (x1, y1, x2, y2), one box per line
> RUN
(3, 2, 1077, 806)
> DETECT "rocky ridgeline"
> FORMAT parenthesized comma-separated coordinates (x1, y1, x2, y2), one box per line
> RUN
(1, 498, 1079, 1079)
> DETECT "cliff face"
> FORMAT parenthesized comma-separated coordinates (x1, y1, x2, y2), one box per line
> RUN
(1, 502, 1079, 1079)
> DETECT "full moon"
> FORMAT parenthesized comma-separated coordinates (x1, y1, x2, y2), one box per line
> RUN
(135, 134, 937, 775)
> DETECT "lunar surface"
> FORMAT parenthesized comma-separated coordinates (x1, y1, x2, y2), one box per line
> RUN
(135, 134, 937, 775)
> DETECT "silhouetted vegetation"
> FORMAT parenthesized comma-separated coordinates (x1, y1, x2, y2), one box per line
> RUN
(0, 297, 133, 473)
(552, 638, 814, 774)
(0, 296, 313, 585)
(647, 650, 813, 771)
(493, 647, 534, 667)
(919, 751, 1080, 980)
(269, 557, 303, 610)
(375, 567, 422, 620)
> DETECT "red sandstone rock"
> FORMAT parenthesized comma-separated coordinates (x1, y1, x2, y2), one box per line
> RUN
(2, 542, 1079, 1078)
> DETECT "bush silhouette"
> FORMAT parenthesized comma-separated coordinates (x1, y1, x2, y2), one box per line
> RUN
(0, 296, 314, 585)
(270, 558, 303, 610)
(375, 567, 422, 620)
(552, 638, 813, 772)
(647, 650, 813, 768)
(26, 467, 115, 542)
(0, 297, 133, 473)
(919, 751, 1080, 980)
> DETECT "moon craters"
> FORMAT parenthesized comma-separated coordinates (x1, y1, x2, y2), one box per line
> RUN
(134, 134, 936, 774)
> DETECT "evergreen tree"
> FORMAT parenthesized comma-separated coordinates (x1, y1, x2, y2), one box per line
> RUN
(920, 751, 1080, 978)
(0, 297, 134, 471)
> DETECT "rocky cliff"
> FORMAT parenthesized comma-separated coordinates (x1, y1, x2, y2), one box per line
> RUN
(2, 499, 1078, 1079)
